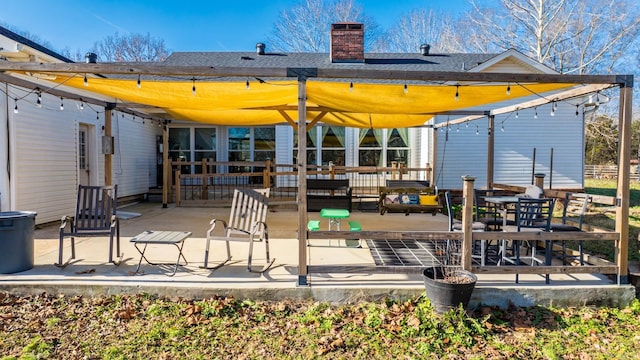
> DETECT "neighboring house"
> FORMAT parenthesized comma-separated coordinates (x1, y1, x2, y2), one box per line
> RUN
(0, 23, 586, 224)
(0, 27, 159, 224)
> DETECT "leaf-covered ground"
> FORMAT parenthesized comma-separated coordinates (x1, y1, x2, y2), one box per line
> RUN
(1, 292, 639, 359)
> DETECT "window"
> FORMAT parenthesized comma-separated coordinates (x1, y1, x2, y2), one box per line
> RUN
(228, 127, 275, 173)
(293, 126, 318, 165)
(386, 128, 409, 167)
(194, 128, 216, 173)
(358, 128, 383, 167)
(321, 126, 346, 166)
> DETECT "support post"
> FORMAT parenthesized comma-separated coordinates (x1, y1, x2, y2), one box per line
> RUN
(487, 116, 494, 189)
(461, 175, 475, 271)
(104, 103, 115, 186)
(616, 82, 633, 284)
(297, 77, 309, 286)
(534, 173, 545, 190)
(162, 123, 169, 208)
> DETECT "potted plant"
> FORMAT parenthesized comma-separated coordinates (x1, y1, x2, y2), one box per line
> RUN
(422, 240, 477, 314)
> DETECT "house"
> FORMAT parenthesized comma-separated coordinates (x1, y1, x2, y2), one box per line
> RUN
(0, 27, 160, 224)
(0, 23, 591, 224)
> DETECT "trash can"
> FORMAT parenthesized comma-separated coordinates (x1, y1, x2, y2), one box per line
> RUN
(0, 211, 37, 274)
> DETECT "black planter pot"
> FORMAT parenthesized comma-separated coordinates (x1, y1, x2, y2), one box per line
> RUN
(422, 267, 477, 313)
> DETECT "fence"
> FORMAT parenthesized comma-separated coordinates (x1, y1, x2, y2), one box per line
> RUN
(584, 164, 639, 180)
(169, 159, 432, 206)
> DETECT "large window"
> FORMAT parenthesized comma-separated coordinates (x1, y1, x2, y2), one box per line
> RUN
(293, 126, 318, 165)
(228, 127, 275, 173)
(195, 128, 216, 173)
(357, 128, 409, 167)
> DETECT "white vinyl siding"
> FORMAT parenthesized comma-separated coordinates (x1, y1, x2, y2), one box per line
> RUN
(112, 114, 160, 196)
(435, 102, 583, 190)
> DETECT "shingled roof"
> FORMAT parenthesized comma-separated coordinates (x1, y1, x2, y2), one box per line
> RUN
(164, 51, 498, 73)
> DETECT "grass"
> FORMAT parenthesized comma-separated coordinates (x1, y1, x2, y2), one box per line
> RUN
(583, 178, 640, 262)
(1, 292, 640, 359)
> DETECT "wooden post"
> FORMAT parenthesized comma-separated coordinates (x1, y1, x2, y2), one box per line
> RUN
(534, 173, 545, 189)
(263, 159, 271, 188)
(616, 82, 632, 284)
(461, 175, 475, 271)
(175, 159, 182, 207)
(162, 123, 169, 208)
(329, 161, 335, 179)
(297, 76, 309, 286)
(391, 161, 398, 180)
(487, 116, 494, 189)
(201, 158, 208, 200)
(104, 104, 115, 186)
(398, 163, 404, 180)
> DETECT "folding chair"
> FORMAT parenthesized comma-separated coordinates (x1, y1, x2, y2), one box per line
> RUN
(202, 188, 274, 272)
(57, 185, 122, 267)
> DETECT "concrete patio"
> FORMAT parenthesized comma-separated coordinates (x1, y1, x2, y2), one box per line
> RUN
(0, 201, 634, 309)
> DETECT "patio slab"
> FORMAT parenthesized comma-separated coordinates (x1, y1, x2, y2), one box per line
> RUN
(0, 201, 634, 309)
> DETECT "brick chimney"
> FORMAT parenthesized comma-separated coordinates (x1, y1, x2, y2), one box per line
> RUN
(330, 22, 364, 63)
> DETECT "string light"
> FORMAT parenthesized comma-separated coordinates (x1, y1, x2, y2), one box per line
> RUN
(465, 122, 469, 128)
(246, 79, 250, 90)
(475, 125, 479, 136)
(515, 108, 519, 119)
(506, 83, 511, 95)
(576, 104, 580, 116)
(83, 74, 88, 87)
(36, 91, 42, 108)
(454, 84, 459, 101)
(500, 122, 505, 132)
(192, 78, 196, 95)
(60, 97, 64, 111)
(403, 84, 408, 94)
(80, 99, 84, 110)
(534, 107, 538, 119)
(13, 98, 18, 114)
(550, 101, 555, 116)
(137, 75, 141, 89)
(456, 124, 460, 132)
(96, 112, 99, 120)
(349, 81, 353, 92)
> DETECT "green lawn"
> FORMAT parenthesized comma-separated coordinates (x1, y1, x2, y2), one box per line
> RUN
(583, 178, 640, 262)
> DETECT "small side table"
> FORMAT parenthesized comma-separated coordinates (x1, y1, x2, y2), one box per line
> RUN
(130, 230, 192, 276)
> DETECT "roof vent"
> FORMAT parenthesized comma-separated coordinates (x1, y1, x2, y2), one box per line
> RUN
(420, 44, 430, 56)
(85, 52, 97, 63)
(256, 43, 265, 55)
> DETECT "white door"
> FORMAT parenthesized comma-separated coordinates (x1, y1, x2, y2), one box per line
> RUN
(78, 124, 92, 185)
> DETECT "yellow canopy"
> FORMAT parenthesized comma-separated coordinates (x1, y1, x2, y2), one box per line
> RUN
(52, 75, 577, 128)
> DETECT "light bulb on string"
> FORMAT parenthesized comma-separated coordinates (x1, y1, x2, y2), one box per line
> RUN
(96, 112, 99, 120)
(534, 107, 538, 119)
(550, 102, 555, 116)
(36, 91, 42, 108)
(465, 122, 469, 128)
(13, 98, 18, 114)
(456, 125, 460, 132)
(454, 84, 459, 101)
(349, 82, 353, 92)
(137, 75, 141, 89)
(515, 109, 519, 119)
(83, 74, 88, 87)
(506, 83, 511, 95)
(246, 80, 250, 90)
(192, 78, 196, 95)
(80, 99, 84, 110)
(475, 125, 479, 136)
(575, 104, 579, 116)
(500, 123, 505, 132)
(60, 97, 64, 111)
(403, 84, 408, 94)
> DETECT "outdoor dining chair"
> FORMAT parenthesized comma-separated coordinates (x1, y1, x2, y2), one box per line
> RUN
(549, 192, 590, 265)
(500, 197, 555, 283)
(444, 191, 487, 264)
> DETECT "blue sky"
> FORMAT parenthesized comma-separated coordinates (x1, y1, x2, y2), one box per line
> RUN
(1, 0, 469, 53)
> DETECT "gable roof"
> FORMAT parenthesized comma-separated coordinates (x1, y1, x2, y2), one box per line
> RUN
(0, 25, 74, 63)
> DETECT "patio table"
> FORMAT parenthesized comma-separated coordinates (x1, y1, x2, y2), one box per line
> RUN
(130, 230, 192, 276)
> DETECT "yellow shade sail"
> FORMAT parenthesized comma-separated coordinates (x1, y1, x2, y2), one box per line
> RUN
(48, 74, 578, 128)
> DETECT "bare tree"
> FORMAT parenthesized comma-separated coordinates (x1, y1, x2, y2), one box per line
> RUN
(375, 9, 451, 53)
(268, 0, 381, 52)
(90, 33, 171, 62)
(458, 0, 640, 75)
